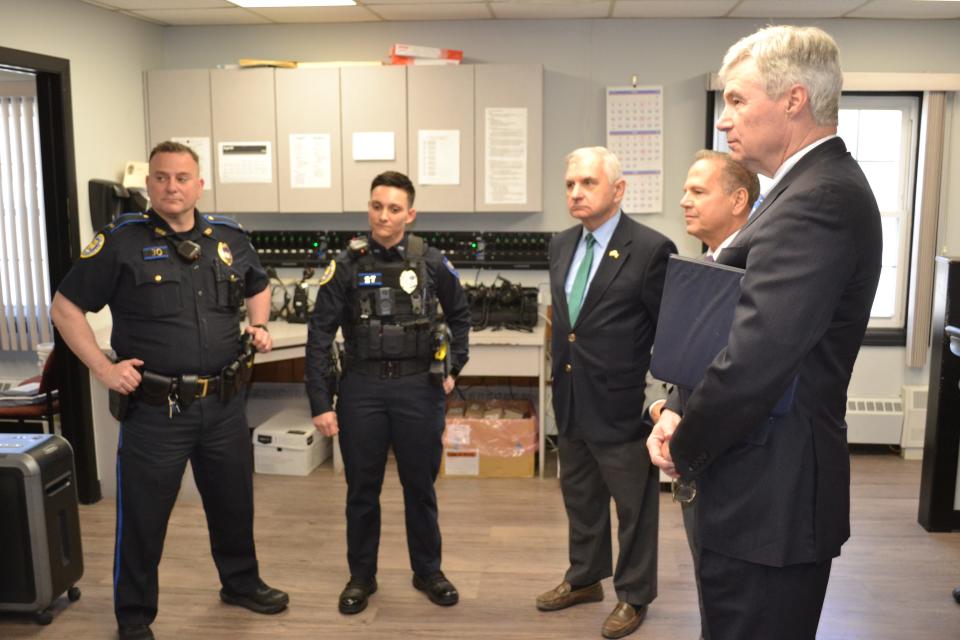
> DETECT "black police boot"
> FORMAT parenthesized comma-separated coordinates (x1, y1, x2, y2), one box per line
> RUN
(219, 579, 289, 614)
(339, 576, 377, 614)
(413, 571, 459, 606)
(117, 624, 154, 640)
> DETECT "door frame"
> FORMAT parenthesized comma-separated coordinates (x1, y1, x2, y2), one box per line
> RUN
(0, 45, 100, 504)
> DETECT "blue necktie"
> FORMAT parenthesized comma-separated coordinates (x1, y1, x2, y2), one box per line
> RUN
(568, 233, 596, 326)
(748, 192, 766, 219)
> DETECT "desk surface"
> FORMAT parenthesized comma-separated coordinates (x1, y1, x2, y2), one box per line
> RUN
(94, 319, 546, 358)
(265, 320, 546, 349)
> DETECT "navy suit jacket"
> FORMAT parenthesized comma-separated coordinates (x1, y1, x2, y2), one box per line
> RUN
(550, 213, 675, 444)
(669, 137, 882, 567)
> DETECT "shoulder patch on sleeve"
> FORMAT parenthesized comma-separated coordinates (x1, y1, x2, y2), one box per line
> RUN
(108, 215, 150, 234)
(80, 233, 106, 259)
(318, 260, 337, 286)
(205, 214, 243, 231)
(441, 255, 460, 278)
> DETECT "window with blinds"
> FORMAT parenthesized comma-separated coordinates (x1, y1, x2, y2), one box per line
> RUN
(0, 93, 53, 351)
(709, 91, 922, 338)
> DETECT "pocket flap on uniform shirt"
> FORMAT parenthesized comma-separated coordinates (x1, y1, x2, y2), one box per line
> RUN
(133, 261, 181, 286)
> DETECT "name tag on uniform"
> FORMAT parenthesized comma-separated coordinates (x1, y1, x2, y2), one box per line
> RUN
(142, 245, 170, 261)
(357, 272, 383, 287)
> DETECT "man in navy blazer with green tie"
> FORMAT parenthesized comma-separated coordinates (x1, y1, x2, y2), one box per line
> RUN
(537, 146, 675, 639)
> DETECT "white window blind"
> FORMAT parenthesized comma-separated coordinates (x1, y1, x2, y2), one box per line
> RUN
(0, 95, 52, 351)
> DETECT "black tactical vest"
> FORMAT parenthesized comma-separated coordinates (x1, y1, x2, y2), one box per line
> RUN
(344, 234, 437, 362)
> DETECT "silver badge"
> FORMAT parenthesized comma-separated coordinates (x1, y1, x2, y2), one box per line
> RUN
(399, 269, 419, 294)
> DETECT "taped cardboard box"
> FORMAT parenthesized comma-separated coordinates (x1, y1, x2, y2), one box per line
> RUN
(441, 399, 537, 478)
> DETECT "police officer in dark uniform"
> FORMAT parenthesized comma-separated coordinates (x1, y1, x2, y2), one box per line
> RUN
(50, 141, 288, 640)
(306, 171, 470, 614)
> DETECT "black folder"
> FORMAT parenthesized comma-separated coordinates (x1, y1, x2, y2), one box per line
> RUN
(650, 255, 796, 416)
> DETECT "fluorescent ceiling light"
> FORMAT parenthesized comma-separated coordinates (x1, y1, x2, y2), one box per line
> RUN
(228, 0, 357, 7)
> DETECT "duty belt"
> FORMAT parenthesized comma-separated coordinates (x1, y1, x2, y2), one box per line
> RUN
(344, 356, 430, 379)
(137, 371, 222, 403)
(109, 335, 256, 421)
(136, 351, 254, 416)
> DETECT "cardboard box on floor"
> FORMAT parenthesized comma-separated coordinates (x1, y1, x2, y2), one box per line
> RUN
(441, 399, 537, 478)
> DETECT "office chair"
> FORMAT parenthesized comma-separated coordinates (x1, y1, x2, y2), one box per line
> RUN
(0, 347, 60, 434)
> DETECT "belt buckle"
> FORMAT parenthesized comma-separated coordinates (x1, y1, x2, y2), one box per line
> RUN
(198, 377, 209, 398)
(382, 360, 398, 379)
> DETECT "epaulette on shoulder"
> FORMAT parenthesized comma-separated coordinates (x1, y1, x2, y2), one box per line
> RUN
(203, 214, 244, 231)
(106, 212, 151, 234)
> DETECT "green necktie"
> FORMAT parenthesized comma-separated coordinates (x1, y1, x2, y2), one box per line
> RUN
(568, 233, 596, 326)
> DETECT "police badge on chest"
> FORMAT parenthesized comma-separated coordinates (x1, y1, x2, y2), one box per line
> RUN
(399, 269, 418, 294)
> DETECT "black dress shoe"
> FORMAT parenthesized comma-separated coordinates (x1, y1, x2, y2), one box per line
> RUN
(339, 576, 377, 614)
(413, 571, 459, 606)
(117, 624, 154, 640)
(220, 579, 289, 614)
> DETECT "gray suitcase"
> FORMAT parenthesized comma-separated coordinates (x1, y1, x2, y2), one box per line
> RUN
(0, 433, 83, 625)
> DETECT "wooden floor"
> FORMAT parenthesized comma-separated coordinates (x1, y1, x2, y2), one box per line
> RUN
(2, 449, 958, 639)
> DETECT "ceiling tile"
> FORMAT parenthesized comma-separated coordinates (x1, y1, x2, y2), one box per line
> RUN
(367, 3, 492, 20)
(359, 0, 479, 4)
(82, 0, 233, 9)
(126, 8, 272, 24)
(847, 0, 960, 19)
(730, 0, 875, 18)
(244, 6, 382, 21)
(490, 1, 611, 19)
(612, 0, 737, 18)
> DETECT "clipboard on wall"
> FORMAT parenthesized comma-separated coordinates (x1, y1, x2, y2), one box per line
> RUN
(650, 255, 796, 416)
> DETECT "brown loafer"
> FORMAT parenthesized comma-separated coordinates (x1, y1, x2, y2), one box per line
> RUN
(601, 602, 647, 639)
(536, 581, 603, 611)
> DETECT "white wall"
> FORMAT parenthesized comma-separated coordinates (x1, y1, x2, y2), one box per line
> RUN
(0, 0, 164, 242)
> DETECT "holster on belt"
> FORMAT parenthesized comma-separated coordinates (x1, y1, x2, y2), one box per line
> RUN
(221, 332, 256, 402)
(109, 369, 173, 420)
(178, 375, 199, 410)
(108, 389, 130, 422)
(139, 370, 175, 404)
(220, 361, 240, 403)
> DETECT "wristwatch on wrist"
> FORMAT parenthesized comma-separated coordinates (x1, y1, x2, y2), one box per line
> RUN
(252, 323, 269, 332)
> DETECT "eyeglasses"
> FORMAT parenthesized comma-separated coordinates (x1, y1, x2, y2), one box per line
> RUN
(671, 478, 697, 504)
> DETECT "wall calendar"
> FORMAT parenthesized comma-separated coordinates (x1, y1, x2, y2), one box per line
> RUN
(606, 85, 663, 214)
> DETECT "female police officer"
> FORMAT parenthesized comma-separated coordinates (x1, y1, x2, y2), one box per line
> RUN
(306, 171, 470, 615)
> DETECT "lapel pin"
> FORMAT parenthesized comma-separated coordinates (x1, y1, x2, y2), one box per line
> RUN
(608, 249, 620, 259)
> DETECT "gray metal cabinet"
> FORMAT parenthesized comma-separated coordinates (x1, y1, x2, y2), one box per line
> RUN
(475, 64, 543, 212)
(275, 67, 342, 213)
(340, 65, 407, 212)
(145, 69, 216, 213)
(407, 65, 474, 213)
(210, 68, 278, 213)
